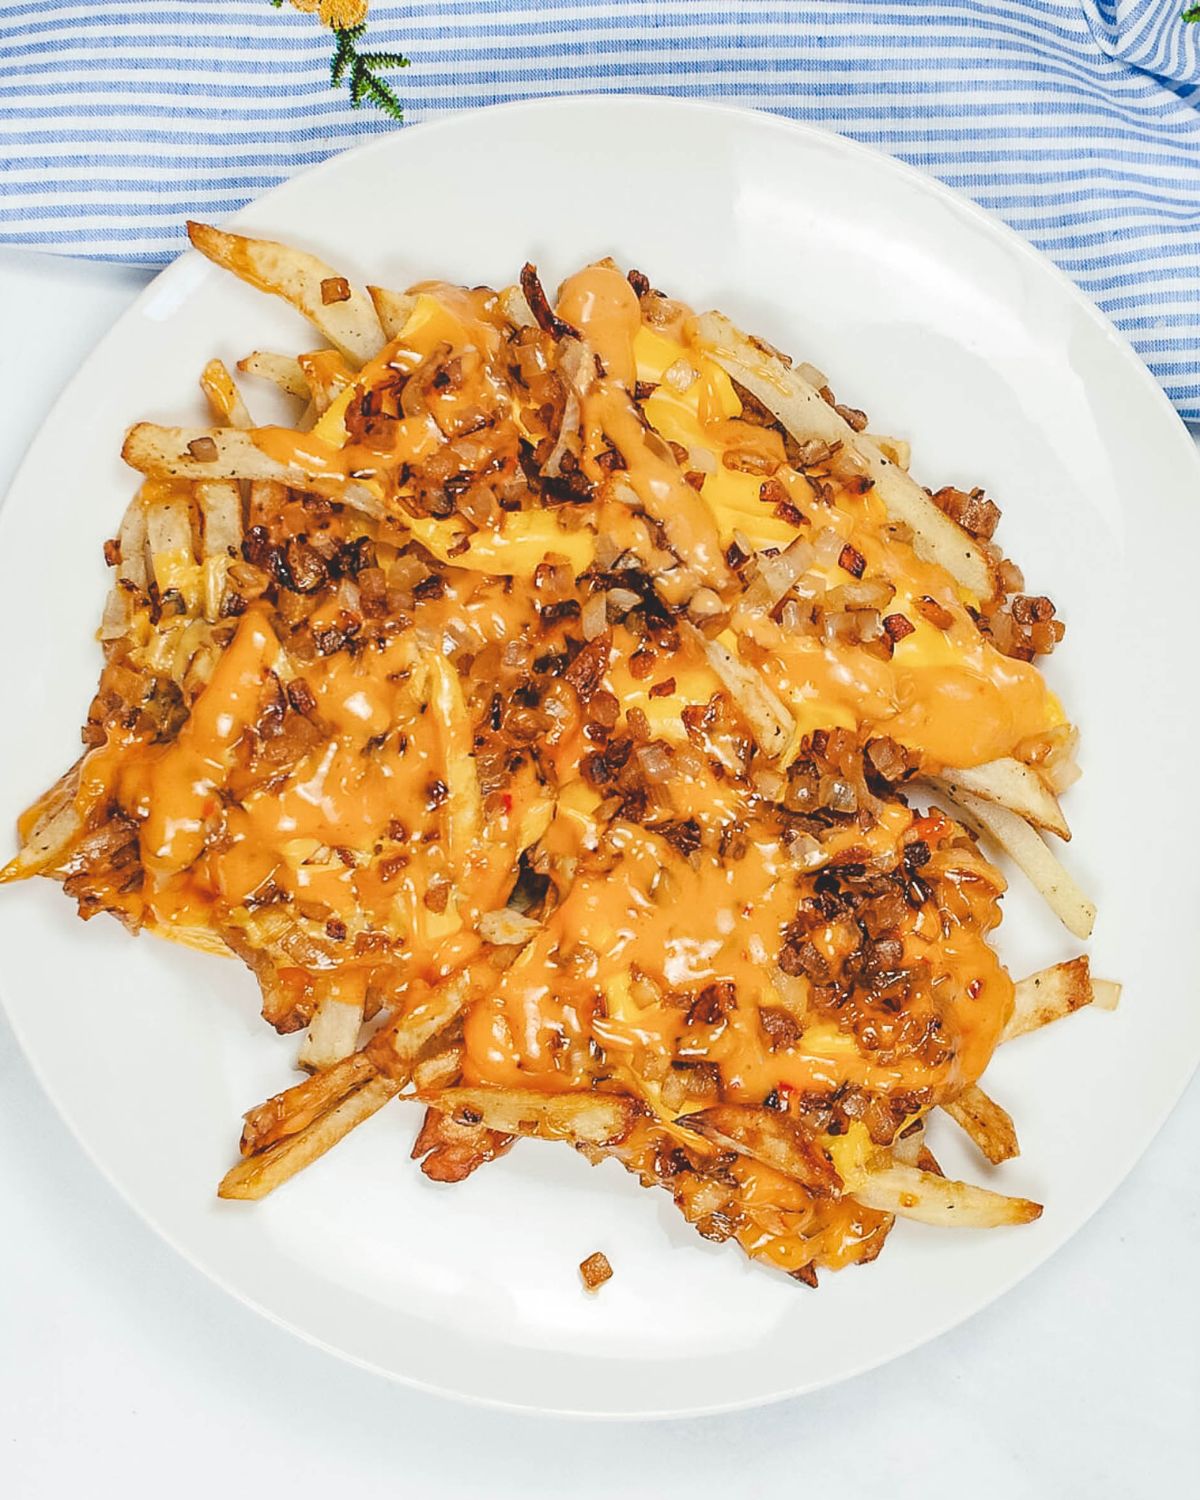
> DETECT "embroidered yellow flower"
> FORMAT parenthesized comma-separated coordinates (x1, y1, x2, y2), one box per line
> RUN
(289, 0, 369, 30)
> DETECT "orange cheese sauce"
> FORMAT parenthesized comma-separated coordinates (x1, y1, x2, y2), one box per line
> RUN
(560, 264, 732, 591)
(121, 605, 280, 878)
(73, 557, 552, 1006)
(463, 801, 1011, 1105)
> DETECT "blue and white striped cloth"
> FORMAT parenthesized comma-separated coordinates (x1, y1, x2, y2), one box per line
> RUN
(2, 1, 1198, 418)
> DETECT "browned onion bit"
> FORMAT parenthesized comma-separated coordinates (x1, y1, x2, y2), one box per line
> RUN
(519, 262, 580, 341)
(931, 484, 1000, 541)
(838, 543, 867, 579)
(882, 612, 915, 642)
(1012, 594, 1056, 625)
(914, 595, 954, 630)
(775, 501, 806, 528)
(319, 275, 352, 306)
(834, 403, 868, 432)
(864, 736, 911, 786)
(579, 1251, 613, 1292)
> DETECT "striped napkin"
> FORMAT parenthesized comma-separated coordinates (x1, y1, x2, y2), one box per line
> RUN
(2, 1, 1198, 419)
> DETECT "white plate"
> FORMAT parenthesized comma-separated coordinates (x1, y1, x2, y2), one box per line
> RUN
(1, 97, 1197, 1418)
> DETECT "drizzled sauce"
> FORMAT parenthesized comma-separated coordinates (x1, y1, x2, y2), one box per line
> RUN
(559, 264, 733, 591)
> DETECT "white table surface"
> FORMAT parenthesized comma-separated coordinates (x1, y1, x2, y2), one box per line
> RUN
(0, 247, 1196, 1499)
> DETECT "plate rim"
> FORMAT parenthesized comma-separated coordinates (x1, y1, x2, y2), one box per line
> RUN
(2, 93, 1198, 1420)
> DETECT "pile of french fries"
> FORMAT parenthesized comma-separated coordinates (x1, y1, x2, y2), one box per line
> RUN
(0, 222, 1118, 1286)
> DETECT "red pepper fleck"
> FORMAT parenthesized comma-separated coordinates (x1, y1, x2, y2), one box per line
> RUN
(911, 809, 950, 844)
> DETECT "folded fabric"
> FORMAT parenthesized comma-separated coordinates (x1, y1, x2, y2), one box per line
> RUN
(1, 1, 1197, 419)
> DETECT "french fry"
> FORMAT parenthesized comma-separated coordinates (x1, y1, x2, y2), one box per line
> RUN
(116, 493, 149, 590)
(693, 310, 995, 601)
(890, 1121, 927, 1168)
(423, 1087, 641, 1146)
(240, 1051, 376, 1155)
(410, 1033, 464, 1093)
(410, 1106, 515, 1183)
(100, 494, 150, 639)
(298, 991, 365, 1073)
(851, 1162, 1042, 1227)
(888, 1122, 943, 1176)
(677, 1104, 842, 1195)
(426, 653, 483, 865)
(246, 476, 288, 531)
(1001, 956, 1117, 1041)
(939, 758, 1070, 841)
(219, 1076, 398, 1200)
(145, 489, 195, 585)
(200, 358, 252, 428)
(236, 350, 309, 400)
(121, 423, 383, 516)
(1040, 725, 1082, 795)
(240, 972, 474, 1159)
(872, 434, 910, 470)
(685, 623, 795, 760)
(366, 973, 474, 1080)
(195, 478, 243, 620)
(197, 480, 241, 559)
(366, 285, 417, 340)
(931, 782, 1095, 939)
(297, 348, 355, 415)
(941, 1083, 1019, 1164)
(99, 585, 132, 643)
(187, 221, 385, 365)
(0, 762, 83, 883)
(142, 495, 208, 632)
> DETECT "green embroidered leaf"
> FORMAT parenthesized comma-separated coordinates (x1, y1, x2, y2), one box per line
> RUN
(267, 5, 409, 119)
(1184, 5, 1200, 20)
(361, 52, 410, 71)
(359, 71, 405, 122)
(333, 25, 408, 119)
(330, 26, 359, 87)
